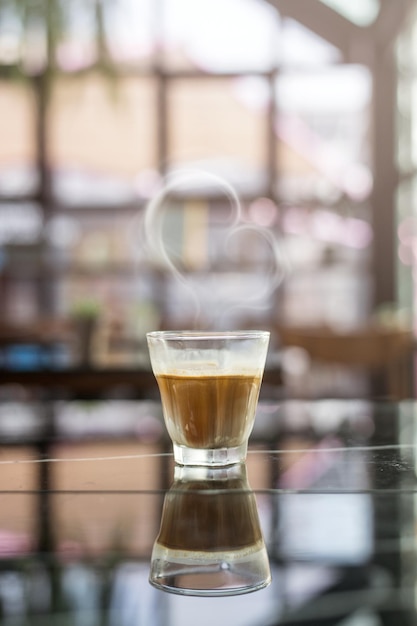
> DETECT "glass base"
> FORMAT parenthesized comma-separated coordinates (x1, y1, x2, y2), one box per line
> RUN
(172, 442, 248, 467)
(149, 542, 271, 597)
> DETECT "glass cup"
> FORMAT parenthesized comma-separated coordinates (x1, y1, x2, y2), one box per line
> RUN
(146, 330, 270, 467)
(149, 463, 271, 596)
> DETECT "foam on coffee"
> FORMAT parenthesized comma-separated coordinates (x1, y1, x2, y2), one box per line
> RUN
(150, 349, 265, 378)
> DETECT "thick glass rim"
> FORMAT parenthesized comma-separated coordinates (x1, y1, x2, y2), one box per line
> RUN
(146, 330, 270, 341)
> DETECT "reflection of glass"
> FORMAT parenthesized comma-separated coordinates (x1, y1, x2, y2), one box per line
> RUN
(149, 463, 271, 596)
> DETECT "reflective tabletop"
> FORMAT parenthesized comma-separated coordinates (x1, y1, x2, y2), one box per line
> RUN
(0, 398, 416, 624)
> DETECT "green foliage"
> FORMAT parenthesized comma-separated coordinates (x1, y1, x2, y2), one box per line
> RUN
(71, 298, 101, 319)
(0, 0, 114, 79)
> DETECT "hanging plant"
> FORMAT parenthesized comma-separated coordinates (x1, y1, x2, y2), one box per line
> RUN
(0, 0, 114, 81)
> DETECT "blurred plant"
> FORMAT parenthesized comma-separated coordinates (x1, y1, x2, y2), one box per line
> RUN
(71, 298, 101, 366)
(0, 0, 113, 80)
(71, 297, 101, 319)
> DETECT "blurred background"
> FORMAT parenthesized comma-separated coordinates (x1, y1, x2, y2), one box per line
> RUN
(0, 0, 416, 398)
(0, 4, 416, 623)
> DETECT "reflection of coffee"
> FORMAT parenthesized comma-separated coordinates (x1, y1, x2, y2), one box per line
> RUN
(157, 476, 263, 552)
(156, 373, 262, 449)
(149, 464, 271, 596)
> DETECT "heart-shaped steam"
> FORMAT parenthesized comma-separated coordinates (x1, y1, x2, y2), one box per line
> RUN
(132, 169, 289, 329)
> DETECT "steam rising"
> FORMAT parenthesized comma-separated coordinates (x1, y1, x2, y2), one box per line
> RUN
(132, 169, 289, 329)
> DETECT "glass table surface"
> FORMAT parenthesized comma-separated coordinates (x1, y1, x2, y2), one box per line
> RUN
(0, 398, 416, 625)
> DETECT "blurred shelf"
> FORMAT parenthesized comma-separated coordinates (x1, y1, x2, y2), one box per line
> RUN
(0, 366, 159, 397)
(0, 363, 283, 399)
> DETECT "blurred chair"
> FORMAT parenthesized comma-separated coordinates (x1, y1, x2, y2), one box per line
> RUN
(276, 324, 414, 400)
